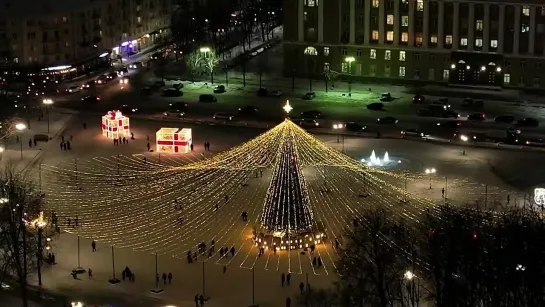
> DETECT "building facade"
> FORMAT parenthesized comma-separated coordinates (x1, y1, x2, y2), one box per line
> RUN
(0, 0, 173, 72)
(283, 0, 545, 89)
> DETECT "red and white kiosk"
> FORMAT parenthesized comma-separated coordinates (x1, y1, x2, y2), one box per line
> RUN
(101, 110, 130, 139)
(156, 128, 192, 153)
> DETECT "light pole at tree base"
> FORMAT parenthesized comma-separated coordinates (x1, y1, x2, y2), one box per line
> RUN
(345, 56, 355, 97)
(425, 168, 436, 189)
(332, 124, 345, 153)
(43, 99, 53, 134)
(460, 134, 468, 155)
(15, 123, 26, 160)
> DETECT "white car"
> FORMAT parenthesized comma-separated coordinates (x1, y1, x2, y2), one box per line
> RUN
(66, 85, 81, 93)
(401, 129, 424, 138)
(119, 78, 129, 84)
(162, 110, 185, 118)
(213, 112, 235, 121)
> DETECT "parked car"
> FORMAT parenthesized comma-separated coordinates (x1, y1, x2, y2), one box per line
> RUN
(169, 102, 189, 111)
(150, 52, 162, 60)
(199, 94, 217, 102)
(257, 88, 268, 97)
(366, 102, 384, 110)
(298, 119, 319, 128)
(107, 71, 118, 80)
(418, 108, 433, 117)
(172, 83, 183, 89)
(117, 67, 129, 75)
(443, 110, 459, 118)
(380, 92, 392, 102)
(437, 121, 463, 129)
(163, 109, 186, 118)
(213, 85, 226, 93)
(81, 81, 94, 89)
(377, 116, 398, 124)
(154, 80, 166, 88)
(516, 117, 539, 127)
(271, 90, 283, 96)
(238, 106, 259, 116)
(401, 129, 424, 138)
(412, 94, 425, 103)
(162, 88, 183, 97)
(213, 112, 235, 121)
(494, 115, 515, 123)
(95, 75, 108, 84)
(344, 122, 367, 132)
(301, 110, 322, 119)
(467, 113, 486, 121)
(66, 85, 81, 93)
(81, 95, 101, 102)
(303, 92, 316, 100)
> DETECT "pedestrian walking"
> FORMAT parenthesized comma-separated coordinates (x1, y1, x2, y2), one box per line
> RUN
(147, 142, 151, 152)
(281, 272, 285, 287)
(194, 294, 199, 307)
(287, 273, 291, 285)
(33, 139, 37, 147)
(61, 135, 65, 142)
(507, 194, 511, 204)
(299, 282, 305, 294)
(123, 137, 126, 144)
(88, 268, 93, 279)
(168, 272, 172, 284)
(162, 272, 167, 285)
(223, 265, 227, 273)
(230, 246, 235, 257)
(441, 188, 445, 198)
(199, 294, 204, 306)
(286, 297, 291, 307)
(122, 270, 126, 281)
(60, 142, 64, 150)
(131, 132, 134, 140)
(91, 240, 96, 252)
(318, 256, 322, 267)
(190, 143, 194, 151)
(312, 257, 317, 267)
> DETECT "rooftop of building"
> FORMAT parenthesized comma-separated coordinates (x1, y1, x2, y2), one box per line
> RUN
(0, 0, 102, 19)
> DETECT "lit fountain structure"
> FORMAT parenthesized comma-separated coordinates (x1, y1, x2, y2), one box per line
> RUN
(360, 150, 397, 167)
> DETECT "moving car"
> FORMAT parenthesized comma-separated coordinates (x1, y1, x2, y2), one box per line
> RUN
(117, 67, 129, 75)
(377, 116, 398, 124)
(129, 61, 143, 69)
(199, 94, 217, 102)
(443, 110, 459, 118)
(163, 109, 186, 118)
(81, 81, 93, 89)
(213, 112, 235, 121)
(467, 113, 486, 121)
(81, 95, 101, 102)
(238, 106, 259, 115)
(298, 119, 319, 128)
(380, 92, 392, 102)
(412, 94, 425, 103)
(366, 102, 384, 110)
(66, 85, 81, 93)
(119, 77, 129, 84)
(162, 88, 183, 97)
(401, 129, 424, 138)
(301, 110, 322, 119)
(344, 122, 367, 132)
(120, 104, 139, 113)
(213, 85, 226, 93)
(524, 138, 545, 147)
(169, 102, 189, 111)
(494, 115, 515, 123)
(95, 75, 108, 84)
(516, 117, 539, 127)
(437, 121, 463, 129)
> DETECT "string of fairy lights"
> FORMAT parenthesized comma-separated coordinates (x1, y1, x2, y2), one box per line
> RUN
(35, 118, 515, 275)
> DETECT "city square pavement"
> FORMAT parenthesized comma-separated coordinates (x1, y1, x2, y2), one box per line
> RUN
(10, 115, 541, 307)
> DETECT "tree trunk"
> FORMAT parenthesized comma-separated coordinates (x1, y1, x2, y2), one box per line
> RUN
(325, 79, 328, 93)
(242, 63, 246, 87)
(210, 71, 214, 84)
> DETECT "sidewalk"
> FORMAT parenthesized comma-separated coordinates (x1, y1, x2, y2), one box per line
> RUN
(0, 111, 74, 172)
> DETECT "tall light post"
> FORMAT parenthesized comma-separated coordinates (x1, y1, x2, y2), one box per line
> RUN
(35, 220, 47, 286)
(425, 168, 436, 189)
(345, 56, 355, 97)
(460, 135, 468, 155)
(42, 99, 53, 134)
(332, 124, 345, 153)
(15, 123, 26, 160)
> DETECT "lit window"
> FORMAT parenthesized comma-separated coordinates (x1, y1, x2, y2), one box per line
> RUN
(341, 62, 348, 73)
(401, 32, 408, 42)
(504, 73, 510, 84)
(401, 16, 409, 26)
(137, 16, 142, 23)
(415, 34, 423, 45)
(521, 25, 530, 33)
(324, 62, 330, 71)
(430, 35, 438, 43)
(475, 38, 483, 47)
(399, 51, 406, 61)
(305, 0, 318, 7)
(417, 0, 423, 11)
(324, 47, 330, 56)
(399, 66, 406, 77)
(490, 40, 498, 48)
(476, 20, 483, 31)
(460, 37, 468, 46)
(523, 6, 530, 16)
(372, 0, 379, 8)
(372, 30, 379, 40)
(386, 31, 394, 41)
(443, 69, 449, 81)
(370, 49, 377, 59)
(387, 15, 394, 25)
(304, 46, 318, 55)
(385, 50, 391, 60)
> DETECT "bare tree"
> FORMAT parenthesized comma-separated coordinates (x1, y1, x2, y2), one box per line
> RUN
(238, 0, 257, 52)
(185, 52, 203, 82)
(202, 52, 220, 84)
(322, 70, 340, 93)
(0, 165, 44, 307)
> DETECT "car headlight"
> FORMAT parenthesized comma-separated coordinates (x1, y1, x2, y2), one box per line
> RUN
(163, 112, 168, 116)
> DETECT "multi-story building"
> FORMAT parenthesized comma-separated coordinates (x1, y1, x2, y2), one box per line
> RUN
(283, 0, 545, 89)
(0, 0, 173, 75)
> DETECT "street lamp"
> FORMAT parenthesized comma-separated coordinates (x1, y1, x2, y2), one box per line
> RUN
(460, 134, 468, 155)
(15, 123, 26, 160)
(35, 220, 47, 286)
(345, 56, 355, 97)
(404, 270, 415, 280)
(332, 123, 345, 153)
(43, 99, 53, 134)
(199, 47, 211, 57)
(425, 168, 436, 189)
